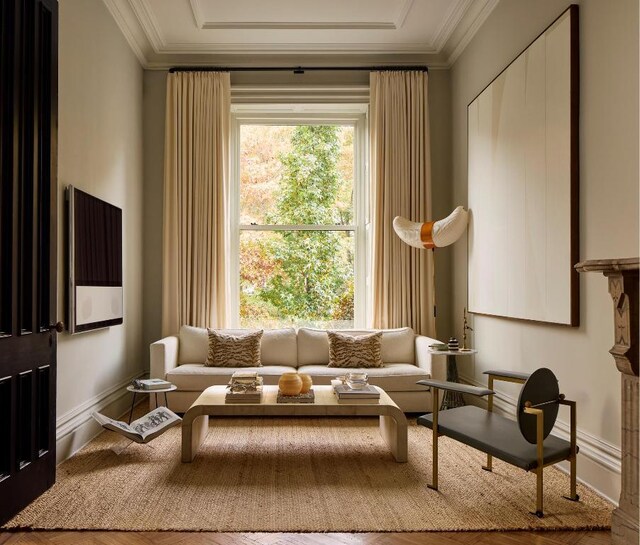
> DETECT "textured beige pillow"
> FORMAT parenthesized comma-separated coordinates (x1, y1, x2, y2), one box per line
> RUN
(327, 331, 383, 368)
(205, 329, 263, 367)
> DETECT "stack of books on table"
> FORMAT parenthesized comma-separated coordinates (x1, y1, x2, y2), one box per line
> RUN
(333, 383, 380, 404)
(133, 378, 173, 390)
(225, 371, 263, 404)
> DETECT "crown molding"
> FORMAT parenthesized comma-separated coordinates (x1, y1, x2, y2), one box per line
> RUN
(101, 0, 150, 67)
(431, 0, 474, 52)
(102, 0, 499, 70)
(445, 0, 499, 66)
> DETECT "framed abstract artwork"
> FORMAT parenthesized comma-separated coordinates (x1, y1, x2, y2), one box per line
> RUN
(467, 6, 579, 326)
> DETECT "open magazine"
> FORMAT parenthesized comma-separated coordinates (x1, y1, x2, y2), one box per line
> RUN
(92, 407, 182, 444)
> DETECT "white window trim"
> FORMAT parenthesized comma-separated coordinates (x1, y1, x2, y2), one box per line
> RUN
(229, 104, 369, 329)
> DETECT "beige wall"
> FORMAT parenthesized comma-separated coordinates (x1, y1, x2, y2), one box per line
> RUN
(450, 0, 639, 502)
(56, 0, 144, 462)
(141, 68, 454, 348)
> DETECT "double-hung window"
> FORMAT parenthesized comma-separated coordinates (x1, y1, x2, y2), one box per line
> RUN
(230, 105, 368, 329)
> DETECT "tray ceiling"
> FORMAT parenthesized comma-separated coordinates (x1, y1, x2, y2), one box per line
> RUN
(102, 0, 499, 69)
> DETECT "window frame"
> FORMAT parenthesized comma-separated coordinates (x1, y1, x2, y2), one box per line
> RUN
(229, 104, 369, 329)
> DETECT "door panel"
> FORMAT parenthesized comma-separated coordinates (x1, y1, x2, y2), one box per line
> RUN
(0, 0, 58, 525)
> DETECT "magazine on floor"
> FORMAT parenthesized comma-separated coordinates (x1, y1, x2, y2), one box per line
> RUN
(92, 407, 182, 444)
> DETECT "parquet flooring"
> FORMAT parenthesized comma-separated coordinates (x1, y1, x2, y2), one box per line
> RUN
(0, 530, 612, 545)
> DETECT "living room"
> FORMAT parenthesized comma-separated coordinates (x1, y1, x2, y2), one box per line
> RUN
(0, 0, 637, 544)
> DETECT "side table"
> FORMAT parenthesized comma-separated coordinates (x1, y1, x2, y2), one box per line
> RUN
(428, 349, 477, 410)
(126, 384, 177, 423)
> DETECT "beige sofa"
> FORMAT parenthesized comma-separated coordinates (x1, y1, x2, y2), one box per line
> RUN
(150, 325, 446, 413)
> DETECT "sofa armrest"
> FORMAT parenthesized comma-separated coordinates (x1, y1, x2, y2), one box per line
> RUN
(415, 335, 447, 381)
(150, 336, 179, 380)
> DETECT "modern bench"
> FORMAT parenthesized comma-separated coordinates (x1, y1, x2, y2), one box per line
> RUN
(417, 368, 579, 517)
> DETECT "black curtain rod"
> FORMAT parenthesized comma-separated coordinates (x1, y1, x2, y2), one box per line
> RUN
(168, 65, 428, 74)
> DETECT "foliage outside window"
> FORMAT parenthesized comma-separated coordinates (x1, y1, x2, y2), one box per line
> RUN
(237, 121, 362, 329)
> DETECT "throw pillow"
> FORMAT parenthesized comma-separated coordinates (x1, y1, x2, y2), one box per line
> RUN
(327, 331, 383, 368)
(205, 329, 263, 367)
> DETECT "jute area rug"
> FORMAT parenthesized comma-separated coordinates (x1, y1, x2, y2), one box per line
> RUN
(5, 417, 612, 532)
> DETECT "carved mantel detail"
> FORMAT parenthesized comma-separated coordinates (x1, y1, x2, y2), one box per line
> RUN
(576, 257, 639, 545)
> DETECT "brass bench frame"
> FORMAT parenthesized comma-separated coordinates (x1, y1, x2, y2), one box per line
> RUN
(419, 370, 579, 517)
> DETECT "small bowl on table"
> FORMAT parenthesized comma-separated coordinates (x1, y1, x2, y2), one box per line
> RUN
(346, 372, 369, 390)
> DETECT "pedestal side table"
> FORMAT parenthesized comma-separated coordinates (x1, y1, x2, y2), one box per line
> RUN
(428, 349, 477, 410)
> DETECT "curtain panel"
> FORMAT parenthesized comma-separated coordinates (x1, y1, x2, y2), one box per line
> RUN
(162, 72, 230, 336)
(369, 71, 436, 337)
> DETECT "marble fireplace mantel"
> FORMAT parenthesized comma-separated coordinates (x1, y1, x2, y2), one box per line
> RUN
(575, 257, 638, 545)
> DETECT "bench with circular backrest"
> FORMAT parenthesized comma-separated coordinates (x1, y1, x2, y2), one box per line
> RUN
(416, 368, 579, 517)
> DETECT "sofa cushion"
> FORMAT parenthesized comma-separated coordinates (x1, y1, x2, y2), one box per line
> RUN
(167, 364, 298, 391)
(327, 331, 383, 368)
(298, 327, 415, 366)
(297, 363, 428, 392)
(179, 325, 297, 367)
(205, 329, 263, 367)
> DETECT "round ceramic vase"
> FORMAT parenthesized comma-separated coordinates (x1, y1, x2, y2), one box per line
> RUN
(299, 373, 313, 394)
(279, 373, 303, 396)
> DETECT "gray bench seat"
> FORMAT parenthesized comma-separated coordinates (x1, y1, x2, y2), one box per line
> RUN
(417, 405, 576, 471)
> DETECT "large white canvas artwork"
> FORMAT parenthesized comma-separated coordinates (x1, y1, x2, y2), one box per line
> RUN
(468, 7, 578, 326)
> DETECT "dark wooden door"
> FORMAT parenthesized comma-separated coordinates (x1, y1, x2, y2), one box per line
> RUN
(0, 0, 58, 525)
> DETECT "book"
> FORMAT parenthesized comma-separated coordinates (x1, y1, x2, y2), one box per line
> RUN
(134, 378, 173, 390)
(337, 397, 380, 405)
(225, 381, 263, 403)
(92, 407, 181, 443)
(225, 394, 262, 404)
(333, 384, 380, 399)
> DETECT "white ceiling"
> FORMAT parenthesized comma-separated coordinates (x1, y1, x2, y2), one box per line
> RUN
(102, 0, 499, 69)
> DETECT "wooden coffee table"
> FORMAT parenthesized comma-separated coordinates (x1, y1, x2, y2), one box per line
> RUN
(181, 385, 408, 463)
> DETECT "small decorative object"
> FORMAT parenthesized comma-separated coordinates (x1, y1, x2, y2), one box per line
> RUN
(429, 343, 448, 351)
(461, 307, 474, 351)
(346, 372, 368, 390)
(447, 337, 459, 351)
(225, 371, 263, 403)
(299, 373, 313, 394)
(278, 372, 303, 396)
(336, 375, 348, 385)
(393, 206, 468, 250)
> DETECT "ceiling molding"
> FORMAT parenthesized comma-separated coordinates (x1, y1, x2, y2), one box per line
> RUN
(431, 0, 474, 52)
(101, 0, 500, 70)
(393, 0, 415, 30)
(189, 0, 415, 31)
(155, 41, 440, 55)
(130, 0, 165, 52)
(445, 0, 499, 66)
(101, 0, 150, 67)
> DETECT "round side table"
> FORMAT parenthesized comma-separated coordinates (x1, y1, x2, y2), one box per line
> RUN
(428, 349, 477, 410)
(126, 384, 177, 423)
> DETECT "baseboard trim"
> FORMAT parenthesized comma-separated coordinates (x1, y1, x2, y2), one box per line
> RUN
(55, 370, 146, 464)
(460, 372, 621, 504)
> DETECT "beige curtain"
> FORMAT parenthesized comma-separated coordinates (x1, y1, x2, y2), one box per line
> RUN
(162, 72, 230, 336)
(369, 71, 436, 337)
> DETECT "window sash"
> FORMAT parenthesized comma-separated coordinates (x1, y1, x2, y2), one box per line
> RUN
(239, 224, 355, 231)
(230, 107, 368, 329)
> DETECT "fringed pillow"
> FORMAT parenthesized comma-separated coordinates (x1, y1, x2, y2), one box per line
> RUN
(327, 331, 383, 368)
(205, 329, 263, 367)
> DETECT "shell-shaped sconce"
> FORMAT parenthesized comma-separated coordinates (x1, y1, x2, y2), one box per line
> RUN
(393, 206, 469, 250)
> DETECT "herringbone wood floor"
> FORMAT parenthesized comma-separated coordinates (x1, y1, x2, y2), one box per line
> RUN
(0, 530, 612, 545)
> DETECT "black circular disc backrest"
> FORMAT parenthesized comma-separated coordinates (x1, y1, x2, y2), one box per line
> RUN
(517, 368, 560, 444)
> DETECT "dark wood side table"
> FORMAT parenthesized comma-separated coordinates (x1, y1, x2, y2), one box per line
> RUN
(428, 349, 477, 410)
